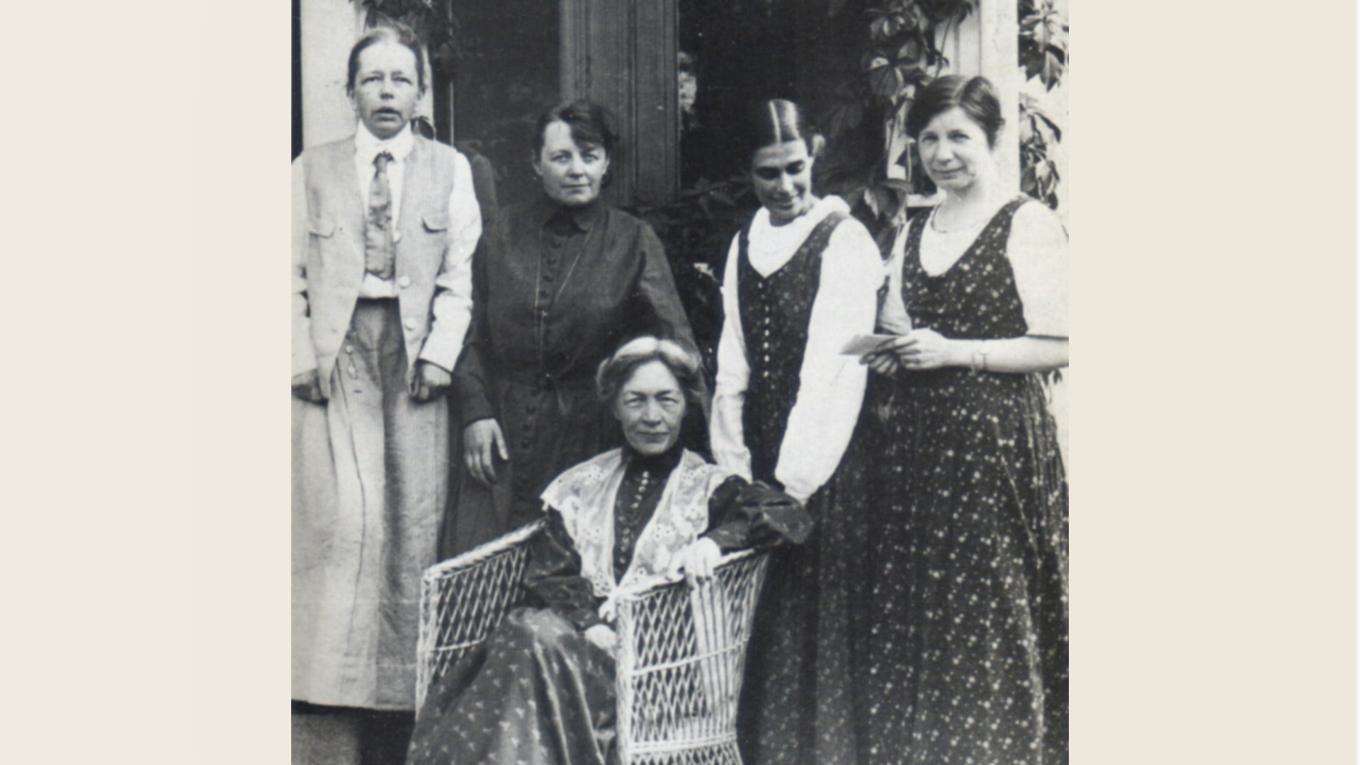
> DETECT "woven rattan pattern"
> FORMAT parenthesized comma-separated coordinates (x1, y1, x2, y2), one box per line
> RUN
(415, 523, 771, 764)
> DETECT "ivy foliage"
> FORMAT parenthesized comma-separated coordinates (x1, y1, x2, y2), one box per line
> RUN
(1018, 0, 1067, 90)
(1017, 0, 1069, 208)
(819, 0, 975, 232)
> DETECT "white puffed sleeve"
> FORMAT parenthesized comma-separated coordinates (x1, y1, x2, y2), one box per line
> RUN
(1007, 201, 1068, 338)
(773, 219, 882, 502)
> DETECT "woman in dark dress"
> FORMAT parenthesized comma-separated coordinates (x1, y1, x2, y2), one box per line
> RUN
(858, 75, 1069, 765)
(408, 337, 811, 765)
(709, 99, 885, 764)
(444, 100, 700, 557)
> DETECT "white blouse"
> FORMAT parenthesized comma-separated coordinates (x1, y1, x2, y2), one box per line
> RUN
(881, 199, 1068, 337)
(709, 196, 885, 503)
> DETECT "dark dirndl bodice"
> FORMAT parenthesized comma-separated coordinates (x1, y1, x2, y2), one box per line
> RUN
(735, 211, 846, 484)
(904, 196, 1029, 337)
(888, 195, 1040, 402)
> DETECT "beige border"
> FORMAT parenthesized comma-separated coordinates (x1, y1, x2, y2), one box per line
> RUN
(9, 1, 1351, 762)
(1068, 0, 1356, 761)
(187, 2, 294, 762)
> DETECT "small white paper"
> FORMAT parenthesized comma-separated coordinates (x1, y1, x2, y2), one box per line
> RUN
(841, 334, 899, 356)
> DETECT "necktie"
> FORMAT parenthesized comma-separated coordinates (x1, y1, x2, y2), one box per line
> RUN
(364, 151, 395, 279)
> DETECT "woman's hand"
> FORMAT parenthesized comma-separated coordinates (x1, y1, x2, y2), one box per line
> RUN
(674, 538, 723, 588)
(463, 418, 509, 486)
(583, 624, 617, 657)
(412, 361, 453, 402)
(860, 349, 901, 377)
(888, 328, 959, 371)
(292, 370, 326, 403)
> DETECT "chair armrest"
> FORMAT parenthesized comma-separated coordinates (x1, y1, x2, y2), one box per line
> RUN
(415, 520, 545, 710)
(611, 548, 772, 759)
(421, 520, 546, 583)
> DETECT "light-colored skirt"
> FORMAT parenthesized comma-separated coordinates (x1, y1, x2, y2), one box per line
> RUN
(293, 299, 448, 711)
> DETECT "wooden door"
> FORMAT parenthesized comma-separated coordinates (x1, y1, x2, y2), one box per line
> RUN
(560, 0, 679, 208)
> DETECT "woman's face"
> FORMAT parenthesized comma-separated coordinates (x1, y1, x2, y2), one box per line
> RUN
(349, 41, 421, 140)
(751, 139, 815, 224)
(534, 121, 610, 206)
(614, 360, 687, 457)
(917, 106, 994, 195)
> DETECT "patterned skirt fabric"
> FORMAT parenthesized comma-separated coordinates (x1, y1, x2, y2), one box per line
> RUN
(856, 370, 1068, 765)
(736, 425, 875, 765)
(407, 607, 617, 765)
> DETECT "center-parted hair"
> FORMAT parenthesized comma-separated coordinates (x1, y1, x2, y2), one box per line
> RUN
(345, 25, 427, 94)
(745, 99, 825, 164)
(905, 75, 1004, 147)
(596, 336, 705, 410)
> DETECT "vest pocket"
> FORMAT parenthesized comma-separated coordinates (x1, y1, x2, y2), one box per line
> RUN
(421, 212, 450, 233)
(307, 216, 336, 237)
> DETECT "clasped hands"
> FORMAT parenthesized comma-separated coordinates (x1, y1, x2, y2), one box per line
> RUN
(291, 361, 451, 403)
(860, 328, 955, 375)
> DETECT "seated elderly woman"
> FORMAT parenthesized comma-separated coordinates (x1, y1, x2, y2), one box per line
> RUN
(406, 336, 811, 765)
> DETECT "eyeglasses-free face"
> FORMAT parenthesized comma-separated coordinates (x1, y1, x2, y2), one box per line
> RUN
(750, 139, 815, 225)
(613, 360, 686, 457)
(349, 41, 422, 140)
(534, 121, 611, 207)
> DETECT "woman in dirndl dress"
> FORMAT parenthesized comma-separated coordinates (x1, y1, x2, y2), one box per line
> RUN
(709, 99, 885, 765)
(857, 74, 1069, 765)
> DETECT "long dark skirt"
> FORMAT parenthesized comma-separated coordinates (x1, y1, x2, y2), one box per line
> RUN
(736, 426, 874, 765)
(856, 371, 1068, 765)
(407, 608, 617, 765)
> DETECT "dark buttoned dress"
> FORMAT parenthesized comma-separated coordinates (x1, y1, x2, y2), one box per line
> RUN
(443, 195, 699, 556)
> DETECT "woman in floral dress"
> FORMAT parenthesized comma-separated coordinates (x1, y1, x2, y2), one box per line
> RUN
(858, 75, 1069, 764)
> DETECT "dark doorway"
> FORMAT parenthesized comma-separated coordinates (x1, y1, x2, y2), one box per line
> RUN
(444, 1, 562, 209)
(677, 0, 867, 190)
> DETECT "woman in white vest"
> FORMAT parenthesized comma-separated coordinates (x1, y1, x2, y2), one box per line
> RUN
(290, 25, 482, 764)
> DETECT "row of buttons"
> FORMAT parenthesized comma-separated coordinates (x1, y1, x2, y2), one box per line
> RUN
(615, 469, 653, 574)
(751, 284, 776, 377)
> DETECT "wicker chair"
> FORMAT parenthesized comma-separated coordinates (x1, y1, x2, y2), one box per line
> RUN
(416, 521, 772, 765)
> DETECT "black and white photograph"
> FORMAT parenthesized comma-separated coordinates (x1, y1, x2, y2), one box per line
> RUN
(7, 1, 1360, 762)
(11, 3, 1360, 765)
(290, 1, 1069, 763)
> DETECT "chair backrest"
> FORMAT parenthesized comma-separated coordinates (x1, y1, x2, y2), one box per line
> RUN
(612, 549, 772, 764)
(415, 521, 544, 710)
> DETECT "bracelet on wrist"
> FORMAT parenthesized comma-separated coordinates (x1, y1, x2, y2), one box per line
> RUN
(970, 345, 990, 372)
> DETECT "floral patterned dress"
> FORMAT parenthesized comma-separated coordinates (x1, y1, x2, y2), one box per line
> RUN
(856, 197, 1069, 764)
